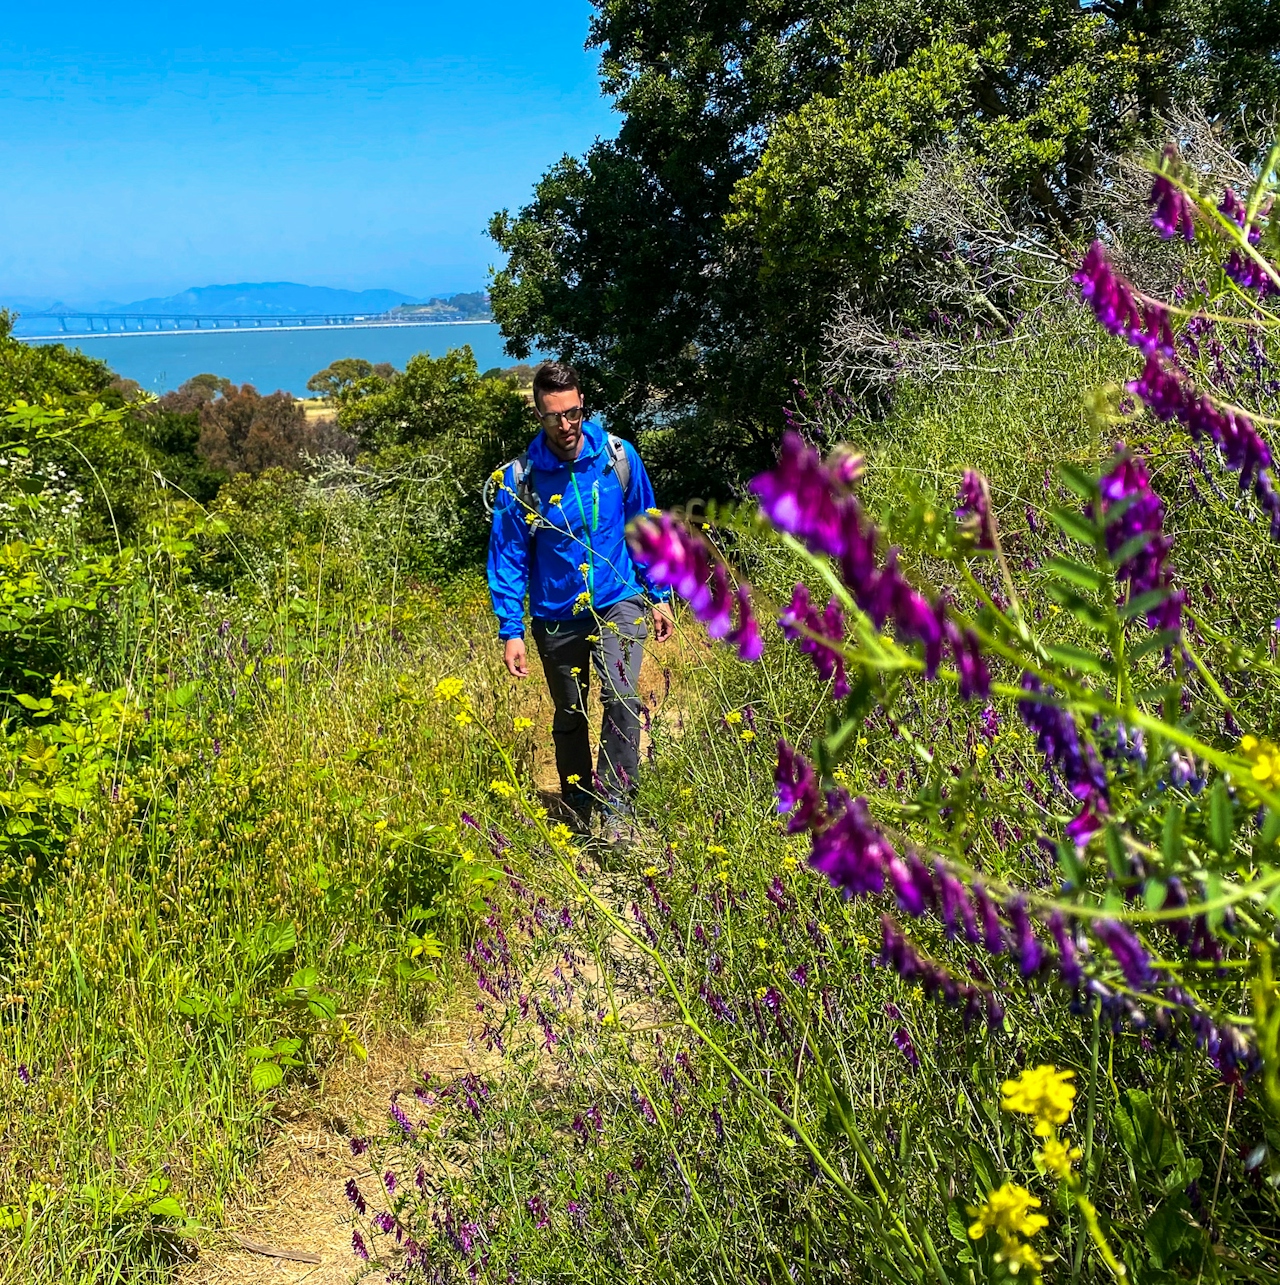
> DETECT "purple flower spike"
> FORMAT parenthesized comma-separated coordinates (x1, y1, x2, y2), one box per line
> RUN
(956, 470, 996, 549)
(1149, 170, 1196, 242)
(1074, 241, 1174, 356)
(1097, 920, 1156, 990)
(775, 740, 823, 834)
(887, 852, 933, 918)
(974, 883, 1005, 954)
(1098, 448, 1182, 634)
(352, 1230, 369, 1262)
(345, 1179, 367, 1214)
(780, 583, 850, 697)
(749, 432, 851, 557)
(936, 861, 978, 941)
(629, 517, 764, 660)
(1019, 675, 1110, 845)
(1006, 897, 1043, 977)
(1048, 911, 1084, 987)
(809, 790, 892, 898)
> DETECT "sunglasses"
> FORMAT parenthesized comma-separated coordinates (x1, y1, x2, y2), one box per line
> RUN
(537, 405, 584, 429)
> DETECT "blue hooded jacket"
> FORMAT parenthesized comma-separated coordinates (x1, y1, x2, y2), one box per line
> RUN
(486, 420, 670, 640)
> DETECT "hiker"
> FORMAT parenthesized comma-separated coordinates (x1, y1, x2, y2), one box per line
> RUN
(486, 361, 674, 832)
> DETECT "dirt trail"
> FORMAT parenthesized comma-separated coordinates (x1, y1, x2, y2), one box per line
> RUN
(183, 624, 700, 1283)
(182, 1017, 500, 1285)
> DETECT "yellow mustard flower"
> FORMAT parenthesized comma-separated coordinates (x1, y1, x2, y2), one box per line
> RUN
(680, 787, 693, 798)
(707, 844, 728, 855)
(1241, 735, 1280, 790)
(513, 717, 534, 731)
(1037, 1135, 1083, 1180)
(434, 676, 464, 702)
(489, 780, 516, 798)
(549, 823, 575, 849)
(646, 506, 661, 516)
(994, 1235, 1044, 1278)
(549, 493, 563, 505)
(643, 865, 661, 877)
(524, 511, 538, 525)
(573, 592, 591, 613)
(1002, 1065, 1077, 1136)
(974, 743, 989, 759)
(724, 711, 742, 725)
(755, 938, 768, 951)
(781, 854, 798, 872)
(967, 1183, 1049, 1243)
(567, 773, 581, 785)
(490, 468, 504, 483)
(740, 729, 756, 742)
(454, 710, 472, 727)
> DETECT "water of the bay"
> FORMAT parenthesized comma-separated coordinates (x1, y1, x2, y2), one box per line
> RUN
(29, 322, 522, 396)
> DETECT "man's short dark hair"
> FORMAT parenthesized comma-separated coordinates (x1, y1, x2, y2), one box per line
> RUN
(531, 361, 580, 409)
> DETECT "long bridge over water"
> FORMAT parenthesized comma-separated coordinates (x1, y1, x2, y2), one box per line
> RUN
(14, 311, 491, 340)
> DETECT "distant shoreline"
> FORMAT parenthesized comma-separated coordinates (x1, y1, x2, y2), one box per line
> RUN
(20, 319, 497, 342)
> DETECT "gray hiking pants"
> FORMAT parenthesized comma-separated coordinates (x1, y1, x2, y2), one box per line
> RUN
(531, 596, 648, 818)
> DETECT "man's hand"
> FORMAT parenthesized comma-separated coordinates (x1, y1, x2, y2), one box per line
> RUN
(504, 637, 529, 678)
(652, 603, 675, 643)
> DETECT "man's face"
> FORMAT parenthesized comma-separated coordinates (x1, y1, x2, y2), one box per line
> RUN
(536, 387, 585, 461)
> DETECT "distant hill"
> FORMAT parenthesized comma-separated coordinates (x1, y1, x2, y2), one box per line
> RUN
(104, 283, 425, 317)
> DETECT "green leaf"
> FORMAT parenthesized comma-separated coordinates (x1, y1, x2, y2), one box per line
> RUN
(1162, 804, 1184, 865)
(1057, 463, 1099, 502)
(1049, 507, 1100, 547)
(1208, 780, 1233, 854)
(1045, 643, 1110, 674)
(1044, 556, 1107, 593)
(264, 922, 297, 955)
(250, 1061, 284, 1092)
(307, 994, 338, 1021)
(946, 1199, 971, 1244)
(147, 1197, 186, 1220)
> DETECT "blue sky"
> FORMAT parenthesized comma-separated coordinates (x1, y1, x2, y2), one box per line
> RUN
(0, 1, 614, 305)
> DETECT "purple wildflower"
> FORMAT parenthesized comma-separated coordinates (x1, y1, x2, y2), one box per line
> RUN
(349, 1136, 368, 1156)
(352, 1230, 369, 1262)
(373, 1211, 395, 1234)
(345, 1179, 367, 1214)
(749, 434, 988, 697)
(1096, 920, 1156, 990)
(1149, 169, 1195, 242)
(808, 789, 892, 898)
(980, 703, 999, 739)
(629, 517, 763, 661)
(887, 852, 934, 918)
(1074, 241, 1174, 356)
(1098, 448, 1182, 633)
(891, 1027, 920, 1069)
(956, 470, 996, 550)
(774, 740, 823, 834)
(16, 1064, 31, 1087)
(1048, 912, 1084, 987)
(779, 583, 850, 697)
(974, 883, 1006, 954)
(1006, 897, 1043, 976)
(389, 1099, 414, 1135)
(384, 1170, 397, 1195)
(1019, 675, 1110, 846)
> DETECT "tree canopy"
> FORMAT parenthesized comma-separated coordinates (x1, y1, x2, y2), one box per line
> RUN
(489, 0, 1280, 492)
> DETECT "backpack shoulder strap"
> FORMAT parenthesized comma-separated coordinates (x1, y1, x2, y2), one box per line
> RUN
(604, 433, 632, 494)
(483, 450, 535, 518)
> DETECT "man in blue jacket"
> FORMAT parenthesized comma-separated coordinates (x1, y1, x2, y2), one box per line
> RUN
(487, 361, 673, 829)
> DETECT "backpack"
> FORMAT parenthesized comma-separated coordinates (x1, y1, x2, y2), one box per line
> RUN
(482, 433, 631, 524)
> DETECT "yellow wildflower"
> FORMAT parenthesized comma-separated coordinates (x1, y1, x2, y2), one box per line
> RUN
(513, 717, 534, 731)
(680, 787, 693, 798)
(707, 844, 728, 855)
(819, 922, 832, 935)
(646, 506, 661, 516)
(454, 710, 472, 727)
(490, 468, 504, 483)
(578, 561, 590, 576)
(755, 938, 768, 951)
(549, 493, 563, 505)
(717, 870, 730, 883)
(740, 729, 756, 742)
(549, 823, 575, 849)
(974, 743, 989, 759)
(755, 986, 769, 999)
(601, 1012, 616, 1026)
(967, 1183, 1049, 1242)
(1037, 1135, 1083, 1180)
(524, 511, 538, 525)
(994, 1235, 1044, 1278)
(433, 676, 464, 702)
(781, 854, 798, 872)
(567, 773, 581, 785)
(1241, 735, 1280, 789)
(1002, 1065, 1077, 1136)
(573, 592, 591, 613)
(570, 666, 582, 676)
(489, 780, 516, 798)
(857, 736, 867, 746)
(724, 711, 742, 725)
(702, 522, 711, 531)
